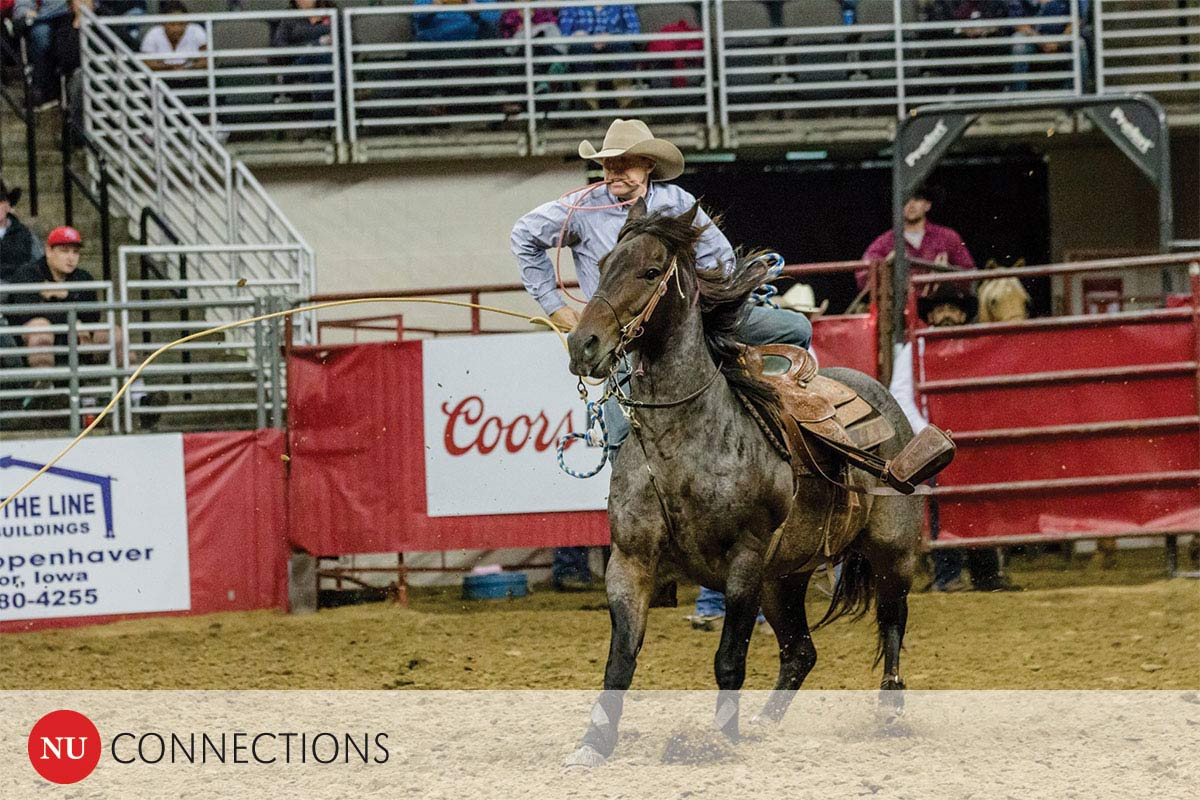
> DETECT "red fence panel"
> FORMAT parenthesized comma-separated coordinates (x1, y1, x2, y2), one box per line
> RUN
(812, 312, 877, 377)
(287, 342, 610, 557)
(917, 306, 1200, 544)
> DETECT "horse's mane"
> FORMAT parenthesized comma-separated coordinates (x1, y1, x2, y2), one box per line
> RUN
(619, 210, 785, 436)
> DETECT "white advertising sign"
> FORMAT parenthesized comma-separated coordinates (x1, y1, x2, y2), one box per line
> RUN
(423, 332, 609, 516)
(0, 433, 190, 621)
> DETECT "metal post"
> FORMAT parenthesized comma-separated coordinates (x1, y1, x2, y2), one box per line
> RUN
(98, 157, 112, 281)
(1069, 0, 1083, 96)
(701, 0, 716, 144)
(67, 308, 81, 435)
(23, 49, 38, 217)
(344, 9, 359, 155)
(892, 0, 907, 119)
(522, 5, 537, 155)
(330, 12, 345, 150)
(269, 297, 285, 430)
(1093, 0, 1106, 94)
(470, 290, 481, 334)
(206, 20, 217, 133)
(714, 0, 730, 147)
(62, 109, 75, 225)
(254, 297, 267, 430)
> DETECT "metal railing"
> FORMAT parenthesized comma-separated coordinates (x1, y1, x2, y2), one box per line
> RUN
(1095, 0, 1200, 104)
(718, 0, 1086, 139)
(0, 287, 286, 435)
(79, 7, 317, 341)
(86, 6, 344, 156)
(343, 0, 714, 158)
(82, 1, 1197, 161)
(0, 283, 119, 435)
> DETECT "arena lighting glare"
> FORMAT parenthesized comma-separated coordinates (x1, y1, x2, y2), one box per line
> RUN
(785, 150, 828, 161)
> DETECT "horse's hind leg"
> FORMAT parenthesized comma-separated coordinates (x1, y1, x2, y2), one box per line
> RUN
(712, 544, 765, 742)
(566, 546, 656, 768)
(756, 571, 816, 723)
(861, 535, 918, 700)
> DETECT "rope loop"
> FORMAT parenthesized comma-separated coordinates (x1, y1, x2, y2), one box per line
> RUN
(556, 399, 614, 479)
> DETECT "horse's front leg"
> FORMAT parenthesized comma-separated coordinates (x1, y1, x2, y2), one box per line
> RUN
(713, 543, 765, 742)
(565, 546, 656, 768)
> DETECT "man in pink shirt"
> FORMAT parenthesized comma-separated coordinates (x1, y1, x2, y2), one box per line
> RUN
(857, 185, 976, 291)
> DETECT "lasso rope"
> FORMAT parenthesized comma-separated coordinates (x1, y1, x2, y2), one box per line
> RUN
(0, 295, 606, 513)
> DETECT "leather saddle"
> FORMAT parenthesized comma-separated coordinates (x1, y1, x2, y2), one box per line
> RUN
(742, 344, 956, 496)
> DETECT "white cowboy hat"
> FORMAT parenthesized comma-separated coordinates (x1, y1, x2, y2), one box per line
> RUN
(777, 283, 828, 317)
(578, 119, 686, 181)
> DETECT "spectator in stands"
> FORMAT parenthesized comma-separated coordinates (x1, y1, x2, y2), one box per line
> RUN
(139, 0, 206, 72)
(1010, 0, 1086, 91)
(498, 4, 563, 106)
(274, 0, 336, 122)
(557, 3, 640, 111)
(5, 226, 102, 372)
(96, 0, 146, 50)
(0, 180, 44, 281)
(858, 183, 976, 291)
(413, 0, 500, 43)
(889, 285, 1021, 592)
(14, 0, 73, 108)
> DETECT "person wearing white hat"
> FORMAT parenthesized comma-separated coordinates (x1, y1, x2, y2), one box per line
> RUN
(511, 119, 812, 601)
(512, 118, 811, 350)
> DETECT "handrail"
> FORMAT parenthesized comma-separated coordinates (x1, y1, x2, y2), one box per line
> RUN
(60, 114, 113, 281)
(0, 34, 38, 216)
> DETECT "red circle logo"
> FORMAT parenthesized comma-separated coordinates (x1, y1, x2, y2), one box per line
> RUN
(27, 710, 101, 784)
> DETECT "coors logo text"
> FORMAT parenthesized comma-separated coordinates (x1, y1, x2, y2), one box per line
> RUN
(442, 396, 576, 456)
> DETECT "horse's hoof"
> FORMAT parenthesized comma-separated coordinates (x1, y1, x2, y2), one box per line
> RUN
(749, 711, 781, 727)
(564, 744, 607, 769)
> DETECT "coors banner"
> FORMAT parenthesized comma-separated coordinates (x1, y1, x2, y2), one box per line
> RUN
(422, 332, 609, 517)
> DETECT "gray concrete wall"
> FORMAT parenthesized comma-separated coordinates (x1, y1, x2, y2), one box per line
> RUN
(257, 158, 587, 336)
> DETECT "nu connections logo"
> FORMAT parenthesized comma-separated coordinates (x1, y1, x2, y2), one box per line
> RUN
(28, 710, 102, 784)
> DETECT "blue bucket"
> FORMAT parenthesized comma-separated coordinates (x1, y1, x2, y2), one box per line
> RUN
(462, 572, 528, 600)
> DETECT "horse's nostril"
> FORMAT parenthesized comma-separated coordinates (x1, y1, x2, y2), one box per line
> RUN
(582, 335, 600, 360)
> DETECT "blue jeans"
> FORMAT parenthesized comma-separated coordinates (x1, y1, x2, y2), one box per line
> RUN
(26, 12, 70, 103)
(552, 546, 591, 583)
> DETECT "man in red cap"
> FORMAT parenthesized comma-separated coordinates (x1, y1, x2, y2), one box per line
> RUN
(5, 225, 103, 370)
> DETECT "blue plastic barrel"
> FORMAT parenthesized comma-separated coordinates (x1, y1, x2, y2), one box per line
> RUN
(462, 572, 528, 600)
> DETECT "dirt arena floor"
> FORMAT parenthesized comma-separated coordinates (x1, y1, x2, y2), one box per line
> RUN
(2, 549, 1197, 691)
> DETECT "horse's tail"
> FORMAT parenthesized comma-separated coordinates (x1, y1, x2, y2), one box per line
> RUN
(812, 549, 879, 656)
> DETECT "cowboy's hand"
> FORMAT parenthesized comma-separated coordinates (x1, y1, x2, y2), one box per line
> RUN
(883, 249, 895, 265)
(550, 307, 581, 333)
(40, 288, 69, 301)
(934, 252, 949, 266)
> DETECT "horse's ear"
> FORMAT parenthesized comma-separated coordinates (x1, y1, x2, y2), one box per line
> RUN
(626, 197, 648, 223)
(678, 201, 701, 228)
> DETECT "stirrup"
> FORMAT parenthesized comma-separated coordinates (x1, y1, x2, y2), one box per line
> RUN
(884, 425, 956, 493)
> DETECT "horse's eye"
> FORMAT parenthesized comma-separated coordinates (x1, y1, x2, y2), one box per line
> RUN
(642, 268, 662, 280)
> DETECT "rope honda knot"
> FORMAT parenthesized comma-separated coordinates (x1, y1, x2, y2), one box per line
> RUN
(557, 399, 613, 479)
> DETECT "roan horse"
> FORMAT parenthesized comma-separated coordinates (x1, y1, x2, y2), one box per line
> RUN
(563, 201, 923, 767)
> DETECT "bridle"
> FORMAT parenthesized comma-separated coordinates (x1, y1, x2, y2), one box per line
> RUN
(590, 252, 721, 410)
(581, 249, 725, 548)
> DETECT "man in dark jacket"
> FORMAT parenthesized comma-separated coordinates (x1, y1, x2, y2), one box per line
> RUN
(0, 181, 44, 280)
(6, 225, 102, 370)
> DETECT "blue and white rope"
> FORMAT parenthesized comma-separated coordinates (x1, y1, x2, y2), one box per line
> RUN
(557, 399, 614, 479)
(749, 252, 786, 308)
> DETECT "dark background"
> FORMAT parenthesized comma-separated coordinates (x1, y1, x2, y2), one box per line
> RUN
(668, 150, 1053, 314)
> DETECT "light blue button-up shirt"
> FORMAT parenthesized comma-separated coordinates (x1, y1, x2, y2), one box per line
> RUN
(511, 182, 736, 316)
